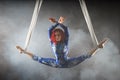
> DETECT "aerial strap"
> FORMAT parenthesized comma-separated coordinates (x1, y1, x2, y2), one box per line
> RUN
(24, 0, 43, 51)
(79, 0, 98, 46)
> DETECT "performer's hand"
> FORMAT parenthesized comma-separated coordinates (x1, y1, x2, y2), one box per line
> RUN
(16, 46, 25, 54)
(49, 18, 56, 23)
(58, 16, 65, 24)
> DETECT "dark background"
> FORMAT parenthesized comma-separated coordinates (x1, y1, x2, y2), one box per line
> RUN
(0, 0, 120, 80)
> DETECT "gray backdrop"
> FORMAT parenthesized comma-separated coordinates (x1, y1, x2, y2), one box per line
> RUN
(0, 0, 120, 80)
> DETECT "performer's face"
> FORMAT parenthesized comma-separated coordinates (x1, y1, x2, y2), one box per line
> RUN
(54, 31, 62, 42)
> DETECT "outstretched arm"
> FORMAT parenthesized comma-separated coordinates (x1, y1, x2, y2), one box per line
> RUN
(16, 46, 34, 58)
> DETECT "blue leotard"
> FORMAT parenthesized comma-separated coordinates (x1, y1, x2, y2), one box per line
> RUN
(32, 22, 91, 68)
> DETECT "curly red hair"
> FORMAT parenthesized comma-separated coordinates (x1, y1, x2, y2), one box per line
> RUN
(50, 29, 65, 44)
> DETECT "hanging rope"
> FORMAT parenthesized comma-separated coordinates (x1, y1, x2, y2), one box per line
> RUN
(24, 0, 43, 51)
(79, 0, 98, 46)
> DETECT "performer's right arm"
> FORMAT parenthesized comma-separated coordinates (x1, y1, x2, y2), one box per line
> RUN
(48, 18, 59, 44)
(48, 22, 59, 39)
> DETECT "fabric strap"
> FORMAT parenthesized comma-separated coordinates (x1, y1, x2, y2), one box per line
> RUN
(24, 0, 43, 51)
(79, 0, 98, 46)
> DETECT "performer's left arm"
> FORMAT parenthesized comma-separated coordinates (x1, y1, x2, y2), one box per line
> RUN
(59, 24, 69, 45)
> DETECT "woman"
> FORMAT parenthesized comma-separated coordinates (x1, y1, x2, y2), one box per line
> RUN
(16, 17, 107, 68)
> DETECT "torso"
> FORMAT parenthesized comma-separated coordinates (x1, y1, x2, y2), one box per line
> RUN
(52, 42, 68, 65)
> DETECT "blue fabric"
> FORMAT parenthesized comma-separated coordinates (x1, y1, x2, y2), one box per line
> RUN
(32, 23, 91, 68)
(32, 54, 91, 68)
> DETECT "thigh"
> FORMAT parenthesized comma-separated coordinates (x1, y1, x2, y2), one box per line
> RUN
(67, 54, 91, 68)
(39, 58, 58, 67)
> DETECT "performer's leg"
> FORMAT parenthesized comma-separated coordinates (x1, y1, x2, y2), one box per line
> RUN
(67, 54, 91, 68)
(89, 38, 108, 56)
(67, 38, 108, 68)
(32, 55, 58, 68)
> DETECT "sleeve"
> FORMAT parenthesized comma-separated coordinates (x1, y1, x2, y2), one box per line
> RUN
(59, 24, 69, 45)
(48, 22, 59, 44)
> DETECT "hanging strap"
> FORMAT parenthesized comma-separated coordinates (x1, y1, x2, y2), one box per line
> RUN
(79, 0, 98, 46)
(24, 0, 43, 51)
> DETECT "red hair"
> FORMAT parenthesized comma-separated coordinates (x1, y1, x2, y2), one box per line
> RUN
(50, 29, 65, 44)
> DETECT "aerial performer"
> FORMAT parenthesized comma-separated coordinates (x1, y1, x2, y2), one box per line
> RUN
(16, 16, 107, 68)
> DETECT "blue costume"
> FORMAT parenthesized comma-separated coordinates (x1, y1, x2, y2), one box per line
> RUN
(32, 22, 91, 68)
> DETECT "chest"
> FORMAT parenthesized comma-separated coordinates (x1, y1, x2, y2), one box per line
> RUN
(56, 43, 65, 50)
(52, 43, 68, 54)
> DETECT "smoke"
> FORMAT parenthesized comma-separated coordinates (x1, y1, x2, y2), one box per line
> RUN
(0, 0, 120, 80)
(80, 40, 120, 80)
(2, 21, 120, 80)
